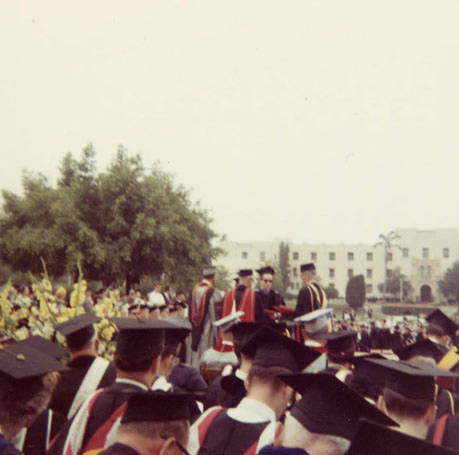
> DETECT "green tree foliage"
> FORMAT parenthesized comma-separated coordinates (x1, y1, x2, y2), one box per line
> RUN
(0, 144, 218, 291)
(345, 275, 366, 309)
(324, 285, 339, 299)
(439, 262, 459, 301)
(278, 242, 291, 295)
(377, 267, 413, 300)
(216, 265, 232, 291)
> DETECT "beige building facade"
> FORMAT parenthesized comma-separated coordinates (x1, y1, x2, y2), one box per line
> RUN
(215, 228, 459, 302)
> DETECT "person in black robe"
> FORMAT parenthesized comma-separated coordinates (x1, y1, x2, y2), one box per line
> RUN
(391, 325, 403, 351)
(48, 318, 172, 455)
(49, 313, 117, 419)
(358, 324, 371, 352)
(293, 264, 324, 319)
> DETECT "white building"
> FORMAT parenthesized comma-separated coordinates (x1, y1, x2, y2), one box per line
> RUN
(215, 228, 459, 302)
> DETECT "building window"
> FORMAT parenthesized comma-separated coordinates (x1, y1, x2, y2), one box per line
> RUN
(420, 266, 424, 277)
(348, 252, 354, 261)
(427, 266, 432, 278)
(293, 267, 298, 277)
(329, 268, 335, 278)
(422, 248, 429, 259)
(329, 252, 336, 261)
(402, 248, 409, 258)
(329, 283, 335, 289)
(260, 251, 266, 262)
(311, 252, 317, 261)
(348, 269, 354, 278)
(292, 251, 299, 261)
(366, 252, 373, 261)
(366, 269, 373, 279)
(242, 251, 248, 259)
(443, 248, 450, 258)
(387, 252, 393, 261)
(366, 284, 373, 293)
(386, 269, 392, 278)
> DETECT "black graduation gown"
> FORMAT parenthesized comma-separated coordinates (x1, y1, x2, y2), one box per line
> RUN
(23, 409, 66, 455)
(100, 442, 140, 455)
(198, 410, 269, 455)
(255, 290, 285, 322)
(293, 285, 320, 319)
(48, 381, 146, 455)
(49, 355, 117, 418)
(235, 285, 264, 322)
(437, 387, 459, 417)
(358, 330, 371, 352)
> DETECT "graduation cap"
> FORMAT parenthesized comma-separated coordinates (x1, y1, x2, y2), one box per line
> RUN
(394, 338, 445, 363)
(55, 313, 100, 351)
(367, 358, 459, 401)
(213, 311, 245, 333)
(278, 373, 398, 440)
(15, 335, 67, 360)
(256, 266, 275, 276)
(241, 326, 321, 372)
(202, 266, 217, 277)
(0, 343, 66, 379)
(110, 317, 169, 358)
(300, 263, 315, 272)
(164, 318, 192, 348)
(426, 309, 458, 337)
(347, 418, 456, 455)
(121, 392, 192, 423)
(238, 269, 253, 278)
(322, 331, 356, 359)
(294, 308, 331, 337)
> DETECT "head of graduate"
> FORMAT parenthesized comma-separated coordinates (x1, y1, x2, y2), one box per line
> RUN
(240, 326, 320, 419)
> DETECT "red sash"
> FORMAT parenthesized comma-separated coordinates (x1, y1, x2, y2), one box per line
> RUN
(191, 282, 213, 327)
(433, 414, 449, 446)
(222, 288, 256, 321)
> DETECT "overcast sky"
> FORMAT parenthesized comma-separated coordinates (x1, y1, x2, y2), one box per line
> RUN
(1, 1, 459, 244)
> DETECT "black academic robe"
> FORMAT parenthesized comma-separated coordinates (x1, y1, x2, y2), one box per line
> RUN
(198, 411, 269, 455)
(391, 331, 403, 351)
(99, 442, 141, 455)
(49, 355, 117, 418)
(48, 381, 146, 455)
(23, 409, 66, 455)
(293, 285, 320, 319)
(236, 285, 264, 322)
(259, 447, 309, 455)
(437, 387, 459, 417)
(255, 290, 285, 322)
(358, 330, 371, 352)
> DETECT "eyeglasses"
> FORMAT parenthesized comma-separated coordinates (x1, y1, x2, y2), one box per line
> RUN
(263, 279, 273, 283)
(160, 434, 190, 455)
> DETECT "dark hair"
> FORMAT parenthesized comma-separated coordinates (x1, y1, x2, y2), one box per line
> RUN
(383, 388, 433, 419)
(114, 354, 156, 373)
(119, 420, 188, 444)
(247, 365, 292, 393)
(66, 326, 96, 351)
(0, 372, 59, 428)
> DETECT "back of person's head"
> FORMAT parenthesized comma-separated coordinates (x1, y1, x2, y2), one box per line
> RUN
(381, 387, 434, 421)
(426, 323, 446, 339)
(246, 365, 291, 393)
(66, 325, 96, 352)
(282, 413, 350, 455)
(0, 371, 59, 433)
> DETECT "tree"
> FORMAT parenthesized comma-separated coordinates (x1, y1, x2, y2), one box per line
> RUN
(216, 265, 232, 291)
(439, 262, 459, 301)
(375, 231, 402, 301)
(345, 275, 366, 310)
(0, 144, 218, 291)
(278, 242, 291, 295)
(377, 267, 413, 301)
(324, 285, 339, 300)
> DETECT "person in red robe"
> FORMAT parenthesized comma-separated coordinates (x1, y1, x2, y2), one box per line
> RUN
(222, 269, 263, 322)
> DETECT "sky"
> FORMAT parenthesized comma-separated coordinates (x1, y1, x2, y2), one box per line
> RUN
(1, 0, 459, 244)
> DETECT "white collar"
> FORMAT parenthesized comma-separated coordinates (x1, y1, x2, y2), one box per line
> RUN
(222, 340, 234, 347)
(235, 368, 247, 381)
(11, 427, 26, 451)
(227, 397, 276, 423)
(115, 378, 149, 391)
(202, 279, 212, 285)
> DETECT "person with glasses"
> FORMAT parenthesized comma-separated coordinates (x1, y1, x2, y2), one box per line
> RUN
(255, 266, 292, 322)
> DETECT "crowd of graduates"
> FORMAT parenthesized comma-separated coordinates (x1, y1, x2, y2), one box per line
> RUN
(0, 263, 459, 454)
